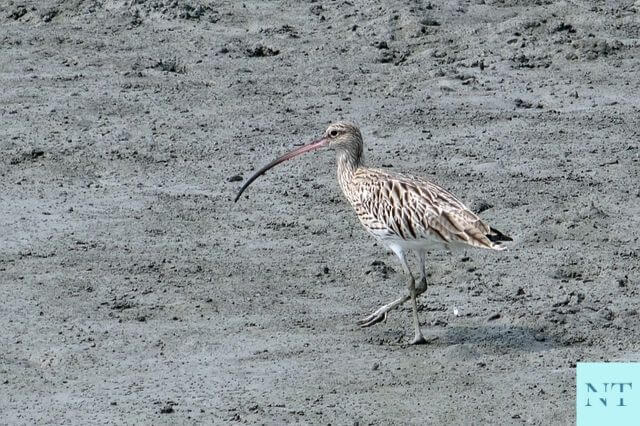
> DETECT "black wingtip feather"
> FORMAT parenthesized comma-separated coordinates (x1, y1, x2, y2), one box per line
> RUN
(487, 227, 513, 243)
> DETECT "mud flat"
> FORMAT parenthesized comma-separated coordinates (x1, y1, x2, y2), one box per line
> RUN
(1, 1, 639, 424)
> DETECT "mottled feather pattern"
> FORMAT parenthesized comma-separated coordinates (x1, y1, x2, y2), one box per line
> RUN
(343, 168, 506, 250)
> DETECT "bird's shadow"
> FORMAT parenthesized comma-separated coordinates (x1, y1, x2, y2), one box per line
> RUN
(438, 324, 558, 352)
(376, 323, 560, 353)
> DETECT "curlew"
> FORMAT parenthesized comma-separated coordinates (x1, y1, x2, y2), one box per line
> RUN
(234, 122, 512, 345)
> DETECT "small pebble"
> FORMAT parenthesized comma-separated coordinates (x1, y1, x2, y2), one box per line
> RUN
(487, 312, 501, 321)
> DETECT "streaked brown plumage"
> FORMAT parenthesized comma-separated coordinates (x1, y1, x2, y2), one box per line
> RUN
(235, 122, 512, 344)
(345, 168, 510, 250)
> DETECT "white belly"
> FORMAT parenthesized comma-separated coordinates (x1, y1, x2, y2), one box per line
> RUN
(366, 227, 452, 253)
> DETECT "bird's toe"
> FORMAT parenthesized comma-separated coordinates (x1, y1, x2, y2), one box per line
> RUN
(357, 311, 387, 328)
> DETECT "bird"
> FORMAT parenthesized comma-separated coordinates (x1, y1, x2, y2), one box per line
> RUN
(234, 122, 512, 345)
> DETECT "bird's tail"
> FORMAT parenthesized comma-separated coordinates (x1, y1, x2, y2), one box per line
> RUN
(487, 227, 512, 249)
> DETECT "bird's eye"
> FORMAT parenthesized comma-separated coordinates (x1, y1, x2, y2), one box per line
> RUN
(330, 130, 338, 137)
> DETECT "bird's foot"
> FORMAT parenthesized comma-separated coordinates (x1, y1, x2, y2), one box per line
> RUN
(410, 332, 427, 345)
(357, 306, 389, 328)
(358, 294, 410, 328)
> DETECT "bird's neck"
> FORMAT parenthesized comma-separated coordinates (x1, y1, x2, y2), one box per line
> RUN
(336, 145, 363, 194)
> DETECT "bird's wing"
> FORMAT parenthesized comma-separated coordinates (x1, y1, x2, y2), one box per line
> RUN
(351, 169, 500, 249)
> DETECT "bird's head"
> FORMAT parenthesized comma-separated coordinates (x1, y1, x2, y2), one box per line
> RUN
(234, 122, 362, 202)
(321, 121, 363, 151)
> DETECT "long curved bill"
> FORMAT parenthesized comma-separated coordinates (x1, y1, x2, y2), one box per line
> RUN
(234, 137, 328, 202)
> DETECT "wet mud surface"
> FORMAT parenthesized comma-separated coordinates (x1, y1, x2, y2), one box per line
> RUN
(1, 1, 639, 424)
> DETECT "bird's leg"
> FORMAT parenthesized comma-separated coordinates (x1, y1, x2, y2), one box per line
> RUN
(396, 249, 426, 344)
(417, 249, 428, 293)
(408, 274, 426, 345)
(359, 246, 427, 344)
(358, 251, 428, 328)
(357, 283, 429, 327)
(357, 293, 410, 327)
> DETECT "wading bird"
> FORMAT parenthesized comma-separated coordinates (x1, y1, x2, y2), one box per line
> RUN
(234, 122, 511, 344)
